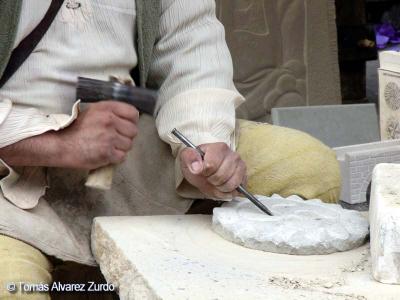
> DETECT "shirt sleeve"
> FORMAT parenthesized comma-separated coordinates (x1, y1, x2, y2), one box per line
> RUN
(0, 99, 80, 209)
(149, 0, 245, 198)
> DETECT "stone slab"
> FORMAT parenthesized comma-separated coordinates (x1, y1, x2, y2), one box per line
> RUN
(370, 163, 400, 284)
(216, 0, 340, 122)
(92, 215, 400, 300)
(334, 140, 400, 204)
(271, 104, 380, 148)
(212, 195, 369, 255)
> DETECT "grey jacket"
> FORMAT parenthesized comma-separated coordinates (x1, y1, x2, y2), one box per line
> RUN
(0, 0, 160, 87)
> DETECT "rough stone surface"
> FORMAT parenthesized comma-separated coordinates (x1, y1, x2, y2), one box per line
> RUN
(212, 195, 369, 255)
(216, 0, 340, 122)
(370, 163, 400, 284)
(334, 140, 400, 204)
(379, 50, 400, 140)
(271, 104, 379, 148)
(92, 215, 400, 300)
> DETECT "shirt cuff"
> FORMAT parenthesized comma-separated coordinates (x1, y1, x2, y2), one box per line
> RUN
(0, 99, 80, 209)
(155, 88, 245, 199)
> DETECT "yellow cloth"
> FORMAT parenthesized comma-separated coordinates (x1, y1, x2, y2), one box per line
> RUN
(0, 235, 52, 300)
(236, 120, 341, 203)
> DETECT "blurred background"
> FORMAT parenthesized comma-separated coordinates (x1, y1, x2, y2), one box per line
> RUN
(214, 0, 400, 121)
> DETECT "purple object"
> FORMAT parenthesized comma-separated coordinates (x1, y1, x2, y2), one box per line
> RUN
(375, 23, 400, 49)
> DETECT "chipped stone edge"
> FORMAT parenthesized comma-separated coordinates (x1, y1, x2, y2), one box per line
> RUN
(212, 205, 368, 256)
(91, 219, 162, 300)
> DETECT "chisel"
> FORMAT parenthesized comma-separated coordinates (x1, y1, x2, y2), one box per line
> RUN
(172, 128, 273, 216)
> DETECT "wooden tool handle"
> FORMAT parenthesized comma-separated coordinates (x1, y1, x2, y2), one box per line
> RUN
(85, 165, 115, 190)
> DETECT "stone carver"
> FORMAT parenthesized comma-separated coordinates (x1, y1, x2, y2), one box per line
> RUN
(0, 0, 340, 299)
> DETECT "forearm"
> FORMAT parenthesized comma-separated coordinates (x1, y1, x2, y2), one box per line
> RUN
(150, 0, 244, 154)
(0, 131, 67, 167)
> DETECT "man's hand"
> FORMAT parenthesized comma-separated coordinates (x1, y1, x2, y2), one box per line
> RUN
(179, 142, 247, 199)
(59, 101, 139, 170)
(0, 101, 139, 169)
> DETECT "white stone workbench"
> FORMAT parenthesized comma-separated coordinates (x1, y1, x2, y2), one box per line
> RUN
(91, 215, 400, 300)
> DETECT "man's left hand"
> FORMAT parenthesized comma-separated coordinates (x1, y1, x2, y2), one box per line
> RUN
(179, 142, 247, 199)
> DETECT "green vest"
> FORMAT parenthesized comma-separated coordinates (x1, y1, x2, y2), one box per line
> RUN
(0, 0, 160, 87)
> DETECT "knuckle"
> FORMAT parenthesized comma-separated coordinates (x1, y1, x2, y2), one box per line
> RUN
(210, 174, 226, 186)
(215, 191, 230, 200)
(204, 162, 218, 174)
(220, 181, 237, 193)
(104, 133, 115, 146)
(102, 112, 114, 127)
(225, 182, 237, 192)
(127, 139, 134, 150)
(112, 150, 127, 164)
(232, 152, 240, 162)
(130, 126, 138, 137)
(98, 146, 111, 161)
(218, 142, 229, 150)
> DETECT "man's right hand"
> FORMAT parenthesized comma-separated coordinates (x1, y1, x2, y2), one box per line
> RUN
(59, 101, 139, 170)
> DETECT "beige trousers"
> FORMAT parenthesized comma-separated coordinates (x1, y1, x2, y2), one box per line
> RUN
(0, 235, 117, 300)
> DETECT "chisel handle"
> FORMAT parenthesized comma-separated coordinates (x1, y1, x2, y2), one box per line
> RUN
(85, 165, 115, 190)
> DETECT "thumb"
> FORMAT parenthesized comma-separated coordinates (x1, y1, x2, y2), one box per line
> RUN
(180, 148, 204, 175)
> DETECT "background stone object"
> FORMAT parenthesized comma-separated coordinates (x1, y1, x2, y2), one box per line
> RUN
(216, 0, 341, 122)
(212, 195, 369, 255)
(334, 140, 400, 204)
(379, 51, 400, 140)
(271, 104, 380, 147)
(92, 215, 400, 300)
(370, 163, 400, 284)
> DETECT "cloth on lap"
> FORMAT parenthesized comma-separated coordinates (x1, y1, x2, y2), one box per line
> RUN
(236, 120, 341, 203)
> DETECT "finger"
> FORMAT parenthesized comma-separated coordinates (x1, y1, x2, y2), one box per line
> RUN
(113, 134, 133, 152)
(105, 101, 140, 123)
(199, 181, 233, 200)
(216, 161, 247, 193)
(114, 118, 138, 138)
(200, 143, 229, 177)
(207, 151, 241, 186)
(211, 189, 234, 200)
(180, 148, 204, 175)
(109, 148, 127, 164)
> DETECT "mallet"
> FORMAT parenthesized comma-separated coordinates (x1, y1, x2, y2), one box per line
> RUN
(76, 77, 157, 190)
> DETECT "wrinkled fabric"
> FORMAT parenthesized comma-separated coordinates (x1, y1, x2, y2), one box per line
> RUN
(236, 120, 341, 203)
(0, 118, 341, 266)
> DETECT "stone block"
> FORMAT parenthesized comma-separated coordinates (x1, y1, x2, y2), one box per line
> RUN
(370, 163, 400, 284)
(216, 0, 340, 122)
(271, 104, 379, 148)
(334, 140, 400, 204)
(379, 51, 400, 140)
(91, 215, 400, 300)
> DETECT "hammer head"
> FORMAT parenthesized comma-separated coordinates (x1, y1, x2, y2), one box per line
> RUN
(76, 77, 157, 115)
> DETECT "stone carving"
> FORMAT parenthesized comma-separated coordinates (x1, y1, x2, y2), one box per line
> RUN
(379, 51, 400, 140)
(370, 164, 400, 284)
(334, 140, 400, 204)
(212, 195, 369, 255)
(384, 82, 400, 110)
(385, 117, 400, 139)
(216, 0, 341, 121)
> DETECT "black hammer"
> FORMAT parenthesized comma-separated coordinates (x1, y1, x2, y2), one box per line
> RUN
(76, 77, 157, 190)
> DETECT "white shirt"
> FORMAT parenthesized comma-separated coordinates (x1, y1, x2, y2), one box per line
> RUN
(0, 0, 244, 208)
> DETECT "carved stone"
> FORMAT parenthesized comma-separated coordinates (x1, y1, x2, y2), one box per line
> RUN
(212, 195, 369, 255)
(216, 0, 341, 121)
(334, 140, 400, 204)
(378, 50, 400, 140)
